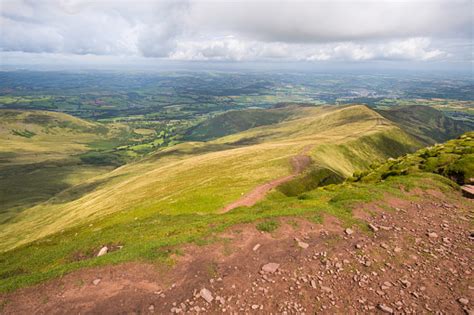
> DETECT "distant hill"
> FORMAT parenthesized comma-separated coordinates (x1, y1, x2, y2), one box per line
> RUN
(0, 110, 126, 225)
(376, 105, 473, 145)
(184, 107, 296, 141)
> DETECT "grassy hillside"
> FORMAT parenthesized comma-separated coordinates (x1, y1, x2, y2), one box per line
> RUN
(183, 107, 296, 141)
(0, 110, 132, 224)
(0, 129, 469, 294)
(0, 105, 422, 252)
(351, 131, 474, 185)
(377, 105, 473, 145)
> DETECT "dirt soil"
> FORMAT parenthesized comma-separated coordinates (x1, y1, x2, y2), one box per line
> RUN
(1, 187, 473, 314)
(221, 148, 312, 213)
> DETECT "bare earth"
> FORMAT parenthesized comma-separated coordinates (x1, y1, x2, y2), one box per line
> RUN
(2, 186, 473, 314)
(221, 148, 312, 213)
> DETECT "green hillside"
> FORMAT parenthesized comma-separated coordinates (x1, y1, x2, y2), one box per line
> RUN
(184, 107, 296, 141)
(0, 105, 420, 250)
(0, 105, 470, 293)
(377, 105, 473, 145)
(352, 131, 474, 185)
(0, 110, 131, 224)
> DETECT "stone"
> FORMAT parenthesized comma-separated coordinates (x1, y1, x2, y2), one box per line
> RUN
(310, 280, 317, 288)
(97, 246, 108, 257)
(252, 244, 261, 251)
(394, 247, 402, 253)
(345, 228, 354, 235)
(427, 232, 438, 238)
(321, 286, 332, 293)
(92, 279, 101, 285)
(200, 288, 214, 303)
(378, 304, 394, 314)
(297, 241, 309, 249)
(458, 297, 469, 305)
(251, 305, 259, 310)
(262, 263, 280, 273)
(461, 185, 474, 199)
(368, 224, 379, 232)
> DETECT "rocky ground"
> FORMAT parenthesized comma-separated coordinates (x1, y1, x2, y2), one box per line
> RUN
(2, 187, 473, 314)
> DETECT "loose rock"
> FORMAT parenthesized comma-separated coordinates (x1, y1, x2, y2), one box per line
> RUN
(261, 263, 280, 273)
(378, 303, 394, 314)
(97, 246, 108, 257)
(200, 288, 214, 303)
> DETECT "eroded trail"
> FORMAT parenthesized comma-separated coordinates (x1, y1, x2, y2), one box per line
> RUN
(220, 147, 312, 213)
(2, 187, 472, 314)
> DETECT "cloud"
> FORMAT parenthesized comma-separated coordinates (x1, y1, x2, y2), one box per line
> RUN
(0, 0, 471, 63)
(168, 37, 448, 61)
(190, 0, 472, 43)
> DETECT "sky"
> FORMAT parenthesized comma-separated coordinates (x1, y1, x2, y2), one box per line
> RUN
(0, 0, 472, 70)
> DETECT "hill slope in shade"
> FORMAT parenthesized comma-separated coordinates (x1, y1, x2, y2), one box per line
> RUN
(0, 110, 128, 224)
(183, 107, 296, 141)
(0, 105, 421, 251)
(376, 105, 473, 145)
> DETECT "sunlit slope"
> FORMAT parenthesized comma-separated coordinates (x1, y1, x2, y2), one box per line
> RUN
(0, 110, 124, 224)
(0, 105, 420, 250)
(0, 110, 109, 164)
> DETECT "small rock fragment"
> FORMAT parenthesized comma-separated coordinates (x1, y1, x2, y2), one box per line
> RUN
(297, 241, 309, 249)
(92, 279, 101, 286)
(378, 304, 394, 314)
(262, 263, 280, 273)
(427, 232, 438, 238)
(200, 288, 214, 303)
(368, 224, 379, 232)
(345, 228, 354, 235)
(97, 246, 108, 257)
(458, 298, 469, 305)
(252, 244, 261, 251)
(321, 286, 332, 293)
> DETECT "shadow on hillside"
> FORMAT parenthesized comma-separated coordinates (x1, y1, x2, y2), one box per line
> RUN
(0, 159, 116, 225)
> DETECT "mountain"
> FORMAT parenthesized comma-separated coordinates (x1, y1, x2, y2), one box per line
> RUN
(376, 105, 473, 145)
(0, 110, 123, 224)
(0, 104, 470, 296)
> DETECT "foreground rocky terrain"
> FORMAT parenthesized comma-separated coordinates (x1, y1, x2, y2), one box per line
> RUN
(2, 186, 472, 314)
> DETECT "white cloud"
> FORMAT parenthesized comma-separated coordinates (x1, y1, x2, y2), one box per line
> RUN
(169, 37, 448, 61)
(0, 0, 471, 63)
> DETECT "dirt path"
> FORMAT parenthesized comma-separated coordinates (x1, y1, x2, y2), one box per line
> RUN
(220, 147, 313, 213)
(2, 187, 472, 314)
